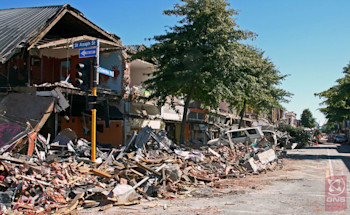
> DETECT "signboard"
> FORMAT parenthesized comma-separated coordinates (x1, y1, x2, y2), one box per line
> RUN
(98, 67, 114, 77)
(73, 40, 97, 49)
(79, 48, 97, 58)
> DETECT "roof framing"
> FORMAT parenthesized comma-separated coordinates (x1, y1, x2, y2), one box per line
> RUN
(36, 35, 123, 49)
(27, 5, 120, 50)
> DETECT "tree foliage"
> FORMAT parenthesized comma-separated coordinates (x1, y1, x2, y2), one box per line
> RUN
(134, 0, 253, 143)
(136, 0, 253, 105)
(220, 44, 291, 127)
(315, 62, 350, 123)
(133, 0, 290, 143)
(322, 122, 337, 134)
(300, 108, 316, 128)
(278, 123, 310, 147)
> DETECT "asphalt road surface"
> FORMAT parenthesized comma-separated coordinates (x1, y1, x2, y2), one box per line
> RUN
(81, 142, 350, 215)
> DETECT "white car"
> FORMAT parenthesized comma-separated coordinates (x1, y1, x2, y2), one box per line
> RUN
(226, 127, 264, 144)
(208, 127, 265, 146)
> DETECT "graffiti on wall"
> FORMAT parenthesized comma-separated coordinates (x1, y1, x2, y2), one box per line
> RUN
(0, 120, 24, 147)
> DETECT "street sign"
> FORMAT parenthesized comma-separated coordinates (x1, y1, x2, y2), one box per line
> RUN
(79, 48, 97, 58)
(73, 40, 97, 49)
(98, 67, 114, 77)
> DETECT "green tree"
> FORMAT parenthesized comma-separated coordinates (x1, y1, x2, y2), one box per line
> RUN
(134, 0, 253, 144)
(322, 122, 337, 134)
(315, 62, 350, 123)
(300, 108, 316, 128)
(220, 45, 291, 128)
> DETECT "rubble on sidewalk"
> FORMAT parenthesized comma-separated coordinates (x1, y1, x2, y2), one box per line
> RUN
(0, 125, 283, 214)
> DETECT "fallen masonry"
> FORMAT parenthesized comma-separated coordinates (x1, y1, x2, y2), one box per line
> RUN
(0, 126, 283, 214)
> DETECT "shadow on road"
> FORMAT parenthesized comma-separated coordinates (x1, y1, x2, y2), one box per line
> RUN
(301, 143, 350, 154)
(303, 146, 337, 150)
(286, 144, 350, 172)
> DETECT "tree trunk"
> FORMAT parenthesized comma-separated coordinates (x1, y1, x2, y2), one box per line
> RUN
(180, 85, 196, 144)
(238, 100, 247, 129)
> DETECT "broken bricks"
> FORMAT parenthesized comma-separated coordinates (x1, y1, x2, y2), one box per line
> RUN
(0, 125, 282, 214)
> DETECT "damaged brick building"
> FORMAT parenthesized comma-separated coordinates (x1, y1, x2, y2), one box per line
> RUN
(0, 4, 128, 147)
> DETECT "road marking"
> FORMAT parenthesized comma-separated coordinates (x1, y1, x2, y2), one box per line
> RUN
(327, 148, 334, 176)
(326, 164, 330, 178)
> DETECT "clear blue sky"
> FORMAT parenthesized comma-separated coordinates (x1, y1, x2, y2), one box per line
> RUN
(2, 0, 349, 125)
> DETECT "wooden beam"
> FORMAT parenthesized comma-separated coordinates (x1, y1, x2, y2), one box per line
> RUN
(36, 35, 122, 49)
(28, 6, 122, 51)
(135, 161, 161, 176)
(27, 9, 68, 50)
(34, 101, 54, 132)
(0, 155, 37, 166)
(91, 169, 112, 178)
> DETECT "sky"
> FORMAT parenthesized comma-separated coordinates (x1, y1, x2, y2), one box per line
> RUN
(2, 0, 350, 125)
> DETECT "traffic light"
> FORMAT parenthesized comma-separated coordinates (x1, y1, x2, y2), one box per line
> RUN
(75, 60, 91, 90)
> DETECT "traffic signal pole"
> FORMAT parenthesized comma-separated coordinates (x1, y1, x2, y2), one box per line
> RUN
(91, 57, 97, 162)
(72, 39, 99, 162)
(91, 40, 99, 162)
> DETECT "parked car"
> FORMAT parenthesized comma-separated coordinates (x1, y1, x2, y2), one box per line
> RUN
(208, 127, 264, 146)
(334, 134, 347, 143)
(225, 127, 264, 144)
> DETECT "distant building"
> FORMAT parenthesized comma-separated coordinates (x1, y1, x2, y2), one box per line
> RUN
(284, 112, 298, 127)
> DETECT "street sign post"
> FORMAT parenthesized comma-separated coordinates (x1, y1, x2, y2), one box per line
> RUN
(79, 48, 97, 58)
(73, 39, 99, 162)
(91, 40, 99, 162)
(73, 40, 98, 49)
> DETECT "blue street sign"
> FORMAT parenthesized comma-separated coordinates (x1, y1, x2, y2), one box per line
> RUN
(98, 67, 114, 77)
(73, 40, 97, 49)
(79, 48, 97, 58)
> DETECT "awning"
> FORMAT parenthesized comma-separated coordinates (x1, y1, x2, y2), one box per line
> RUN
(129, 102, 160, 116)
(129, 118, 163, 130)
(161, 104, 183, 122)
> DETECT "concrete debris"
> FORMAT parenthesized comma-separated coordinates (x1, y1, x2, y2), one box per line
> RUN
(165, 164, 182, 182)
(243, 157, 258, 172)
(36, 88, 70, 112)
(112, 184, 140, 204)
(34, 81, 78, 90)
(0, 125, 283, 214)
(257, 149, 277, 165)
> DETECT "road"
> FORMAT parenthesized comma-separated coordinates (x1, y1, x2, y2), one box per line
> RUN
(81, 142, 350, 215)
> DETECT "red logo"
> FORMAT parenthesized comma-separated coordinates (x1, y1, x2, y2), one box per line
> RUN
(325, 175, 347, 211)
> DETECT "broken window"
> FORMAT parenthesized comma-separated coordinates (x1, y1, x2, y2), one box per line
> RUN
(60, 60, 70, 81)
(231, 131, 246, 138)
(247, 129, 257, 135)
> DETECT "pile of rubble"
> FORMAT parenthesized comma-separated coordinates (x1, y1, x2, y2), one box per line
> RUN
(0, 126, 282, 214)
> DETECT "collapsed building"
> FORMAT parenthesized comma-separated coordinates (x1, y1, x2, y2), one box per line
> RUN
(0, 4, 129, 148)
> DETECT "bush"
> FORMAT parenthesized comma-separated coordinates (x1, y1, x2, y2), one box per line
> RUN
(278, 123, 311, 147)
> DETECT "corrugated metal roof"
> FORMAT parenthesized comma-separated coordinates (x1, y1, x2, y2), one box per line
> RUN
(0, 5, 65, 63)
